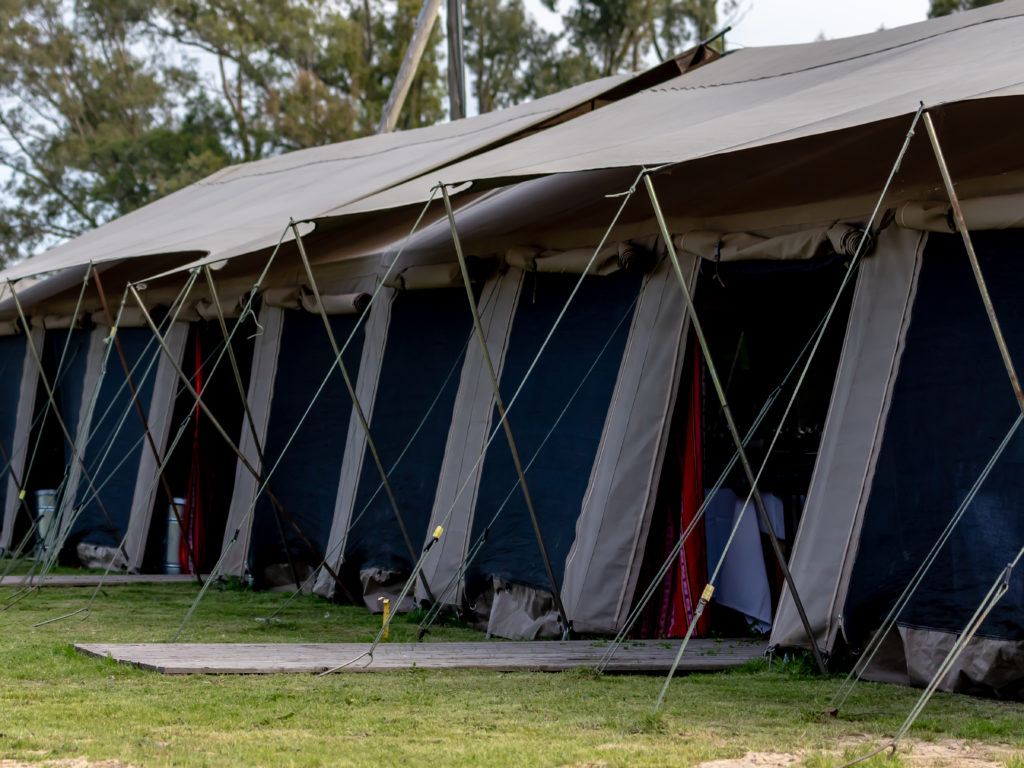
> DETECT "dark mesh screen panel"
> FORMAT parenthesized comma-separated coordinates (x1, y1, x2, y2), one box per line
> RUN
(467, 271, 641, 593)
(71, 327, 159, 547)
(345, 289, 472, 573)
(845, 232, 1024, 642)
(48, 329, 92, 465)
(0, 335, 26, 523)
(250, 310, 364, 575)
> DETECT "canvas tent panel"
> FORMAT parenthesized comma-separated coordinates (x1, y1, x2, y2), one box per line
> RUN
(771, 227, 924, 650)
(465, 270, 641, 597)
(0, 75, 630, 282)
(344, 288, 473, 579)
(121, 323, 188, 570)
(561, 254, 698, 634)
(417, 270, 523, 602)
(844, 231, 1024, 657)
(249, 309, 365, 579)
(332, 3, 1024, 218)
(316, 282, 395, 601)
(220, 305, 283, 577)
(68, 327, 163, 548)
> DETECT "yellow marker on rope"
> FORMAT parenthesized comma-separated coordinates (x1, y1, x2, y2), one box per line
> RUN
(18, 489, 26, 500)
(108, 326, 117, 339)
(701, 584, 715, 602)
(378, 597, 391, 642)
(432, 525, 444, 539)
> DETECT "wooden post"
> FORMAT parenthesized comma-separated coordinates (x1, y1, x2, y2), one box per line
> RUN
(378, 0, 445, 134)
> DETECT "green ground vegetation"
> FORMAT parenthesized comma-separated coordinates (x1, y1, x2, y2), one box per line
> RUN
(0, 581, 1020, 767)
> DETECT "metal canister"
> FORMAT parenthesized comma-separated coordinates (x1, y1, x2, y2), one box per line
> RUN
(165, 498, 186, 574)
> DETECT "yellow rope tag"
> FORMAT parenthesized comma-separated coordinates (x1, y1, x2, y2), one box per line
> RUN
(701, 584, 715, 602)
(432, 525, 444, 539)
(19, 489, 26, 500)
(108, 326, 117, 339)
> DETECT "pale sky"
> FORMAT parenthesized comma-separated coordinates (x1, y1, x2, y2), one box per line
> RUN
(523, 0, 932, 49)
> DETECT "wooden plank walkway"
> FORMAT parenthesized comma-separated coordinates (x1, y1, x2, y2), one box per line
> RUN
(1, 574, 202, 587)
(75, 639, 767, 675)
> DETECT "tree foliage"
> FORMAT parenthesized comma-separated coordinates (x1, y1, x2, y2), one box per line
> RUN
(1, 0, 726, 264)
(928, 0, 1001, 16)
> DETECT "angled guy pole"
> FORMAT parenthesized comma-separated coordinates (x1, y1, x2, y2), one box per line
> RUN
(289, 221, 437, 604)
(642, 171, 828, 675)
(125, 282, 355, 602)
(439, 182, 573, 637)
(201, 266, 302, 591)
(90, 267, 202, 585)
(922, 109, 1024, 418)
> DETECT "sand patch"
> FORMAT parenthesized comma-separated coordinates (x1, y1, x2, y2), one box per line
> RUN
(694, 738, 1022, 767)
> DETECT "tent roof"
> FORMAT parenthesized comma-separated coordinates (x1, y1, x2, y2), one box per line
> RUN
(0, 74, 630, 282)
(333, 1, 1024, 216)
(5, 1, 1024, 283)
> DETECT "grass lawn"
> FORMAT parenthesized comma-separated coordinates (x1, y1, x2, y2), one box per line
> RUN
(0, 581, 1021, 768)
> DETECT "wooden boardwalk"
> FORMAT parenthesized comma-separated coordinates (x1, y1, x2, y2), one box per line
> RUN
(1, 574, 202, 587)
(75, 639, 767, 675)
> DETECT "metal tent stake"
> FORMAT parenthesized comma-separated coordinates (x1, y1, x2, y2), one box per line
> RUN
(440, 182, 573, 637)
(643, 173, 828, 675)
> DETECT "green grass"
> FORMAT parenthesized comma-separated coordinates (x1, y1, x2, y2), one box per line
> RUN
(0, 582, 1021, 767)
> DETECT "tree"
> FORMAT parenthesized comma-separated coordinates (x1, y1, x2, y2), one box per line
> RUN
(555, 0, 729, 78)
(0, 0, 231, 262)
(0, 0, 446, 265)
(929, 0, 1002, 16)
(463, 0, 568, 114)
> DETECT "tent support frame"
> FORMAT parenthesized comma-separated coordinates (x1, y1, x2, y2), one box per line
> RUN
(200, 266, 302, 592)
(643, 172, 828, 675)
(440, 182, 573, 638)
(91, 267, 203, 584)
(922, 111, 1024, 418)
(290, 223, 438, 605)
(125, 283, 356, 603)
(4, 278, 122, 544)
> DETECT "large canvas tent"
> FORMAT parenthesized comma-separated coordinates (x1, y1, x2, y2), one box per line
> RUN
(2, 2, 1024, 696)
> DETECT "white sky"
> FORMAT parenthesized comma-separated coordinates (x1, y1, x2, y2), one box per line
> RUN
(523, 0, 932, 48)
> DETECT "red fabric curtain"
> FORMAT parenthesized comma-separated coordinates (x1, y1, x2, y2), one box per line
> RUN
(179, 330, 206, 573)
(642, 340, 709, 638)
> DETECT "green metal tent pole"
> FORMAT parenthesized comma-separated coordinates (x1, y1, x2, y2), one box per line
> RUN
(642, 172, 828, 675)
(289, 223, 437, 605)
(439, 182, 573, 638)
(91, 267, 203, 585)
(923, 110, 1024, 418)
(5, 279, 121, 542)
(200, 266, 302, 592)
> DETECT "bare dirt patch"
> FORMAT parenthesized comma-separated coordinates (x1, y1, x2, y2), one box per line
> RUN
(693, 738, 1022, 768)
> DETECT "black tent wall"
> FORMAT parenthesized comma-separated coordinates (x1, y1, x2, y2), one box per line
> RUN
(249, 309, 365, 579)
(0, 336, 26, 523)
(465, 270, 642, 596)
(69, 327, 158, 548)
(344, 288, 473, 578)
(845, 231, 1024, 648)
